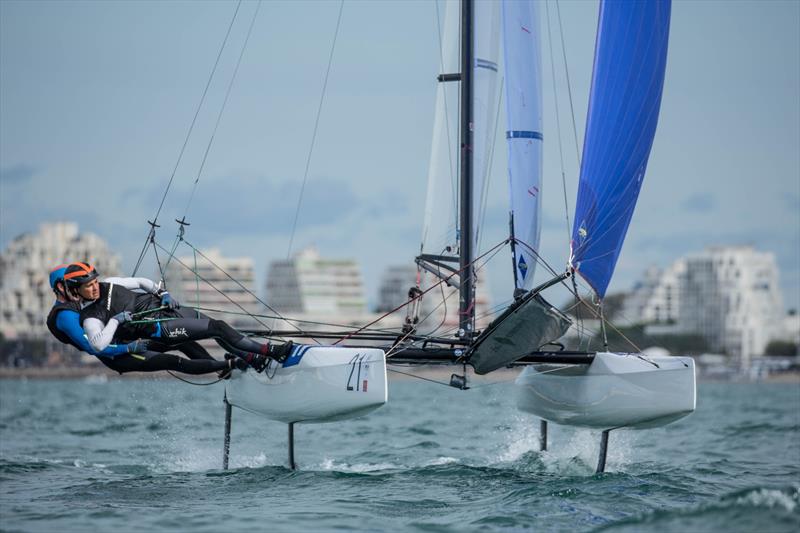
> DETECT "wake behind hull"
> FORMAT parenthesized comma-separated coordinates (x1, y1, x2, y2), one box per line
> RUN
(515, 352, 696, 429)
(226, 347, 387, 424)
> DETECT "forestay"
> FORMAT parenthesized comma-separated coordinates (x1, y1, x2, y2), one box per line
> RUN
(570, 0, 672, 298)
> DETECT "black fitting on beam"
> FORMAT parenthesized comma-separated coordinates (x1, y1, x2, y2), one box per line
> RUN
(437, 73, 461, 82)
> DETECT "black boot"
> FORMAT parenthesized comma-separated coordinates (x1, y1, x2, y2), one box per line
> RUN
(218, 354, 248, 379)
(269, 341, 294, 363)
(243, 353, 269, 373)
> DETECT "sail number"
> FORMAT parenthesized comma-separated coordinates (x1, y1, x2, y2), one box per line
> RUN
(346, 353, 369, 393)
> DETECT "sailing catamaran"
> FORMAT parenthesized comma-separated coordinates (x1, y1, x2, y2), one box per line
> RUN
(140, 0, 695, 473)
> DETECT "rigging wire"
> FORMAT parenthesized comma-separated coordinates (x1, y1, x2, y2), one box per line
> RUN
(384, 240, 509, 352)
(176, 240, 320, 344)
(555, 0, 582, 168)
(152, 239, 314, 342)
(476, 77, 504, 253)
(335, 239, 508, 347)
(286, 0, 345, 258)
(162, 0, 264, 275)
(544, 0, 573, 246)
(132, 0, 244, 276)
(433, 0, 459, 244)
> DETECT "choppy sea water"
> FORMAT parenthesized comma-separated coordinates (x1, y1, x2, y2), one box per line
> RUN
(1, 375, 798, 532)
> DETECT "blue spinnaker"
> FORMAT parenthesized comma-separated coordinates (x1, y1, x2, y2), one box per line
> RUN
(570, 0, 671, 298)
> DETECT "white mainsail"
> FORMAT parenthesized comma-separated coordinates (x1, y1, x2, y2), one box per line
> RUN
(471, 0, 501, 250)
(421, 0, 501, 256)
(421, 0, 460, 256)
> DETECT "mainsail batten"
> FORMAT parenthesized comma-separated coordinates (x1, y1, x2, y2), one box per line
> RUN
(502, 0, 544, 291)
(570, 0, 672, 298)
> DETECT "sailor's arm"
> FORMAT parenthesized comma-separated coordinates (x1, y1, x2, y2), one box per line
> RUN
(56, 311, 129, 357)
(83, 314, 129, 352)
(103, 277, 160, 294)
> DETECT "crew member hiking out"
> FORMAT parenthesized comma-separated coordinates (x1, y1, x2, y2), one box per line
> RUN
(46, 263, 247, 376)
(62, 262, 294, 373)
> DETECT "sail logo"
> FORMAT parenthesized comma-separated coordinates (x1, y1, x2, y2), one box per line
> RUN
(518, 255, 528, 280)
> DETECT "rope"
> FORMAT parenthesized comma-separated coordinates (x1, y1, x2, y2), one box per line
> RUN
(166, 370, 224, 387)
(387, 367, 455, 388)
(286, 0, 345, 258)
(131, 306, 168, 318)
(132, 0, 244, 276)
(128, 317, 176, 326)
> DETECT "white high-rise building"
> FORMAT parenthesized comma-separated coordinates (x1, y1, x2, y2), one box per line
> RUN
(680, 246, 784, 366)
(266, 247, 367, 321)
(627, 246, 784, 366)
(622, 261, 686, 325)
(164, 248, 261, 330)
(0, 222, 120, 339)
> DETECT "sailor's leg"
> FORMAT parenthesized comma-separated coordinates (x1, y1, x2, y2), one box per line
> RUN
(175, 340, 216, 360)
(213, 338, 250, 359)
(98, 353, 230, 375)
(157, 318, 292, 366)
(145, 339, 215, 360)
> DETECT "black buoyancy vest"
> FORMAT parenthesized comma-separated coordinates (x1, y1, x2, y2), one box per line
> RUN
(79, 282, 162, 339)
(46, 301, 83, 349)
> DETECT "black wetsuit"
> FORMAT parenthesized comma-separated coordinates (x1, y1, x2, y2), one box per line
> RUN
(80, 282, 270, 359)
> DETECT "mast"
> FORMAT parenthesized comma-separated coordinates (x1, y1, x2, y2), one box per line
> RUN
(458, 0, 474, 338)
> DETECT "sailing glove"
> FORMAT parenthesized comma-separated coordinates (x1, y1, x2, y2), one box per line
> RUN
(112, 311, 132, 324)
(160, 291, 180, 310)
(126, 339, 150, 354)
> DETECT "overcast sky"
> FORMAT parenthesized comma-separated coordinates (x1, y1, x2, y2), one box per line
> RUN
(1, 0, 798, 312)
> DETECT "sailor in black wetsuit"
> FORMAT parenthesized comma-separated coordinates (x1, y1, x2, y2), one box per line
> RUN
(48, 263, 246, 376)
(63, 262, 293, 373)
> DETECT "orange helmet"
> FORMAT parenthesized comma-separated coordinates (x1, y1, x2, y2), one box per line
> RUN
(63, 262, 99, 287)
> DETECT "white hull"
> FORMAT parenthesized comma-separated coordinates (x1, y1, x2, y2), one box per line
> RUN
(515, 352, 696, 429)
(226, 346, 387, 424)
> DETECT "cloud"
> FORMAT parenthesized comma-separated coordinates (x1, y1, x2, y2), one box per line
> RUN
(681, 192, 715, 213)
(0, 164, 37, 184)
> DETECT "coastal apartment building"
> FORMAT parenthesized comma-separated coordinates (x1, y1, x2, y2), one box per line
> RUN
(0, 222, 120, 339)
(163, 248, 262, 330)
(624, 246, 785, 366)
(265, 248, 371, 332)
(621, 262, 686, 325)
